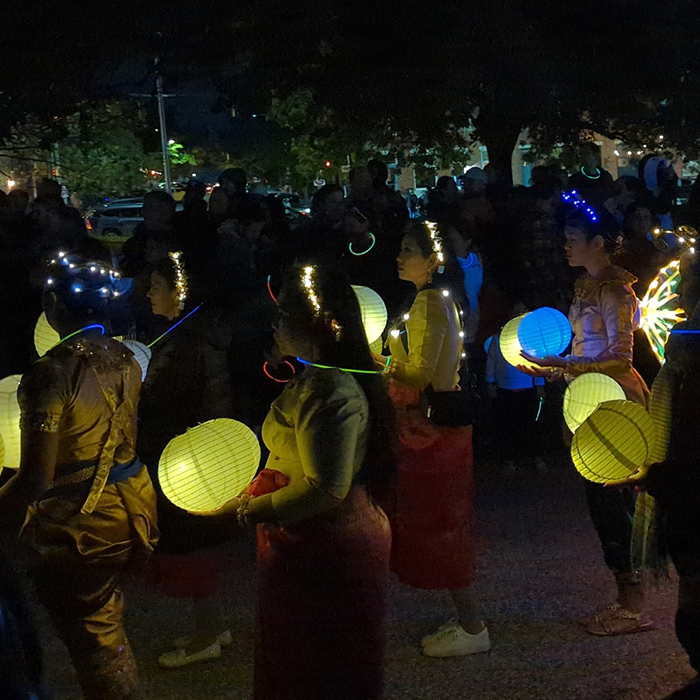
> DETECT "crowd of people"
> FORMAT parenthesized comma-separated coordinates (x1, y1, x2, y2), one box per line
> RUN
(0, 144, 699, 699)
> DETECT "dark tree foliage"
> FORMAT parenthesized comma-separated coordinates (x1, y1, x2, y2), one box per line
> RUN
(3, 1, 700, 181)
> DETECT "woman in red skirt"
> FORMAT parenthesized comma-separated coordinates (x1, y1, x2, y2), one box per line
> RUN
(198, 264, 395, 700)
(380, 221, 489, 658)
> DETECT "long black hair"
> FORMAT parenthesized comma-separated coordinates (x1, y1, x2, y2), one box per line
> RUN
(280, 263, 396, 486)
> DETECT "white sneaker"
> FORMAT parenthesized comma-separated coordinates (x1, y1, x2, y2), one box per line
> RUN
(171, 629, 232, 649)
(420, 620, 460, 647)
(158, 641, 222, 669)
(422, 624, 490, 658)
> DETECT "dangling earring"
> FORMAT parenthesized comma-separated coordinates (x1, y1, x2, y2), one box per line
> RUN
(427, 271, 434, 284)
(330, 318, 343, 342)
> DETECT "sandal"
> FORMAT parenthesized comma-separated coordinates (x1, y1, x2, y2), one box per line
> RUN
(584, 604, 655, 636)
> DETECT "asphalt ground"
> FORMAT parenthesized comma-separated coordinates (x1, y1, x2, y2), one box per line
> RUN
(35, 457, 695, 700)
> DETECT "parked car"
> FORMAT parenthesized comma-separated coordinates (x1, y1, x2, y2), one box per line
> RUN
(86, 198, 182, 238)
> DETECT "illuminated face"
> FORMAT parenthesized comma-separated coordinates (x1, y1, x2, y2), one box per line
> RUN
(397, 235, 437, 287)
(148, 271, 180, 320)
(564, 226, 601, 268)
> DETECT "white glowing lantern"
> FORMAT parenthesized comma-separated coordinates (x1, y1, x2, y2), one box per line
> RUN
(0, 375, 22, 469)
(563, 372, 627, 433)
(121, 340, 152, 382)
(499, 313, 540, 370)
(159, 418, 261, 512)
(34, 312, 61, 357)
(640, 259, 685, 364)
(351, 285, 388, 346)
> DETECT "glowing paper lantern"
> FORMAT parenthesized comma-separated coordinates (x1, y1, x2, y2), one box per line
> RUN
(159, 418, 261, 512)
(640, 259, 685, 364)
(121, 339, 151, 382)
(571, 399, 656, 484)
(0, 375, 22, 469)
(517, 307, 571, 358)
(34, 312, 60, 357)
(351, 285, 388, 345)
(0, 435, 5, 470)
(563, 373, 626, 433)
(369, 336, 384, 355)
(499, 313, 540, 370)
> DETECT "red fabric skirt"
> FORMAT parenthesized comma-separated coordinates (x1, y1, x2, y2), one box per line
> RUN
(254, 487, 391, 700)
(388, 406, 476, 590)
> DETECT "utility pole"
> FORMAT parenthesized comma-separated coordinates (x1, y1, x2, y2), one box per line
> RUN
(155, 55, 172, 194)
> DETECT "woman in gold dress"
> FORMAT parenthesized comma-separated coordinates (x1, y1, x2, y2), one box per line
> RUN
(0, 252, 158, 699)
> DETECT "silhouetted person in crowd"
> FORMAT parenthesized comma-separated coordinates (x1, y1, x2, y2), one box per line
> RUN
(637, 154, 678, 230)
(567, 142, 614, 209)
(218, 167, 259, 222)
(120, 190, 178, 340)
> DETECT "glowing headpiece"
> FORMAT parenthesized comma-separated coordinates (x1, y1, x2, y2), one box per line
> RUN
(425, 221, 445, 272)
(169, 251, 188, 309)
(301, 265, 321, 315)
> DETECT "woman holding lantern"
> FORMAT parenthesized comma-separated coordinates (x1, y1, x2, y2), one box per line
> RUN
(197, 263, 394, 700)
(0, 253, 158, 700)
(519, 195, 652, 636)
(138, 254, 236, 668)
(378, 220, 488, 658)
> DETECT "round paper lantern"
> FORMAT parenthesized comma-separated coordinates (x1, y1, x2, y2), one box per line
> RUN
(159, 418, 261, 512)
(351, 285, 387, 345)
(34, 312, 60, 357)
(499, 313, 540, 370)
(563, 372, 626, 433)
(571, 399, 656, 484)
(517, 307, 571, 358)
(121, 339, 151, 382)
(369, 335, 384, 355)
(640, 259, 685, 364)
(0, 434, 5, 470)
(0, 375, 22, 469)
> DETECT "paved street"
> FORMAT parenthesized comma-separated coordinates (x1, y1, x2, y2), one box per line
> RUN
(39, 458, 694, 700)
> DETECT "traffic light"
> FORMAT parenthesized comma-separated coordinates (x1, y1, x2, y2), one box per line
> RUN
(324, 160, 332, 168)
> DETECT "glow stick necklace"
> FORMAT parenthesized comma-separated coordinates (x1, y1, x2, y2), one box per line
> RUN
(147, 304, 204, 348)
(263, 360, 296, 383)
(349, 232, 376, 256)
(50, 324, 106, 352)
(581, 166, 601, 180)
(297, 357, 386, 375)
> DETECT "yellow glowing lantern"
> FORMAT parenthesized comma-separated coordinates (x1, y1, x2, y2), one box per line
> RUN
(351, 285, 388, 346)
(571, 399, 656, 484)
(563, 372, 626, 433)
(499, 313, 540, 370)
(0, 375, 22, 469)
(159, 418, 261, 512)
(640, 259, 685, 364)
(34, 312, 60, 357)
(121, 339, 151, 382)
(0, 434, 5, 470)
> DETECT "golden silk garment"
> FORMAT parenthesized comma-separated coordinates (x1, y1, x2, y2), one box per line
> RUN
(564, 265, 649, 407)
(387, 288, 462, 394)
(17, 335, 158, 700)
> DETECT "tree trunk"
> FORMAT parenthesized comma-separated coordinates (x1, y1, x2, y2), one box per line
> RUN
(475, 119, 521, 189)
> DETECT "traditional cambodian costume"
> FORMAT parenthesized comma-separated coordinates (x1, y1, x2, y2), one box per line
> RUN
(17, 336, 158, 700)
(385, 288, 476, 590)
(247, 368, 391, 700)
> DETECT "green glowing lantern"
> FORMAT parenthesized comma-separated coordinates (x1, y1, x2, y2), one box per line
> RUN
(0, 375, 22, 469)
(563, 372, 626, 433)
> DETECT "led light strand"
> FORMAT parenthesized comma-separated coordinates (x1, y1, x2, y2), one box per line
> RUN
(169, 251, 188, 307)
(301, 265, 321, 315)
(425, 221, 445, 271)
(561, 190, 599, 223)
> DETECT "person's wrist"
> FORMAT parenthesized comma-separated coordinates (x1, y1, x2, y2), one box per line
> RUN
(236, 494, 254, 527)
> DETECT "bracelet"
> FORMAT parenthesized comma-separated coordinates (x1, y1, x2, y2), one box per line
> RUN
(236, 494, 253, 527)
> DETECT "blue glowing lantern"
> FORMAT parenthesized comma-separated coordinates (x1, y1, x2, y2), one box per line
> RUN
(517, 307, 571, 359)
